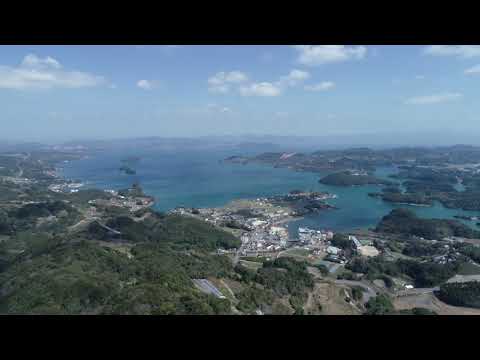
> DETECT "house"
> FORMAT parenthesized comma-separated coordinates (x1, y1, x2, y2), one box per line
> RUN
(327, 246, 341, 255)
(349, 235, 362, 249)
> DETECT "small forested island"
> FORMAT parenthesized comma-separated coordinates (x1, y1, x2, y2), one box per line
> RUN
(119, 157, 140, 175)
(121, 156, 141, 163)
(368, 191, 433, 206)
(119, 165, 136, 175)
(223, 155, 249, 164)
(319, 171, 394, 187)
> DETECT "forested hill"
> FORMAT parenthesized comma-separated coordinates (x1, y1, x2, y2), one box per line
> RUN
(0, 210, 241, 315)
(375, 208, 480, 240)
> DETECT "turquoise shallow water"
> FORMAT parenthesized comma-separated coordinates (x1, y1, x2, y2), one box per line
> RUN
(60, 149, 480, 234)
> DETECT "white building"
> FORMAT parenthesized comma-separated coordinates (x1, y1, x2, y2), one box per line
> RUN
(327, 246, 341, 255)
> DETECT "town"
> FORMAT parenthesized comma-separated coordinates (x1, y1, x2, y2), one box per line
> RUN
(169, 191, 381, 274)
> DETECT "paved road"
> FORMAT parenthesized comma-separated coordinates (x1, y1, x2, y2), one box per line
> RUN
(394, 287, 439, 298)
(192, 279, 226, 299)
(233, 244, 244, 266)
(15, 152, 30, 178)
(334, 280, 378, 304)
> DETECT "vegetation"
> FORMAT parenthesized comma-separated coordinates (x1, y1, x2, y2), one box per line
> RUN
(437, 281, 480, 309)
(365, 294, 394, 315)
(330, 233, 353, 250)
(351, 286, 364, 301)
(455, 244, 480, 263)
(380, 192, 433, 206)
(256, 258, 313, 298)
(89, 212, 241, 251)
(347, 255, 457, 288)
(319, 171, 393, 187)
(396, 308, 437, 315)
(376, 208, 480, 239)
(402, 240, 447, 258)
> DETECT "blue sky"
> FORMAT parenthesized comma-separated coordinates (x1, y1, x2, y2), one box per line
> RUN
(1, 45, 480, 142)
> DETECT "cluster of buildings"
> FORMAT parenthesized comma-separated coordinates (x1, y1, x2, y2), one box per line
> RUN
(88, 194, 154, 213)
(296, 227, 334, 246)
(171, 195, 383, 265)
(1, 176, 33, 185)
(285, 191, 337, 201)
(48, 182, 84, 194)
(349, 235, 380, 257)
(239, 226, 289, 254)
(171, 198, 298, 255)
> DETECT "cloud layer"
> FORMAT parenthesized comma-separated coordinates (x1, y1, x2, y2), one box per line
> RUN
(465, 64, 480, 75)
(405, 92, 463, 105)
(137, 79, 158, 90)
(304, 81, 335, 92)
(209, 69, 317, 97)
(424, 45, 480, 58)
(293, 45, 367, 66)
(208, 71, 248, 93)
(0, 54, 106, 90)
(239, 82, 282, 97)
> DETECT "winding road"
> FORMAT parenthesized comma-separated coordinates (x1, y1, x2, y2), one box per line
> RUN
(334, 280, 378, 304)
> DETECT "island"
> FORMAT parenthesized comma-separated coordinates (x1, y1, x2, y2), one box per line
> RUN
(319, 171, 394, 187)
(368, 191, 433, 206)
(119, 165, 136, 175)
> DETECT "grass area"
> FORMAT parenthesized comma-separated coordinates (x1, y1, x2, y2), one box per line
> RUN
(457, 262, 480, 275)
(238, 260, 263, 271)
(279, 248, 311, 261)
(241, 256, 269, 263)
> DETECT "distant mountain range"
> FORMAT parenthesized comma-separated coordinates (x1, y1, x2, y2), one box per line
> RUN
(4, 130, 480, 154)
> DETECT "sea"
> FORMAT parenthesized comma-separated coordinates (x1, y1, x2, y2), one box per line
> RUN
(59, 147, 480, 236)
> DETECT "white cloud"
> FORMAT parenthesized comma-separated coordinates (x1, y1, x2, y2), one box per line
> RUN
(292, 45, 367, 66)
(424, 45, 480, 58)
(465, 64, 480, 75)
(137, 79, 158, 90)
(206, 103, 232, 113)
(210, 69, 310, 97)
(0, 54, 106, 90)
(278, 69, 310, 87)
(239, 82, 282, 97)
(21, 54, 62, 69)
(304, 81, 335, 92)
(208, 71, 248, 93)
(405, 92, 463, 105)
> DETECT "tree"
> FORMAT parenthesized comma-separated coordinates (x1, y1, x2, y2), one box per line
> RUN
(365, 295, 394, 315)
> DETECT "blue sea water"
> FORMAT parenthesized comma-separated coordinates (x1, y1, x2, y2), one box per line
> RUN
(60, 148, 480, 234)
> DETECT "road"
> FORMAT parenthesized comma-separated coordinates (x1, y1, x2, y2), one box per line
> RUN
(233, 243, 245, 266)
(394, 287, 439, 298)
(192, 279, 226, 299)
(15, 152, 30, 178)
(68, 217, 122, 236)
(334, 280, 378, 304)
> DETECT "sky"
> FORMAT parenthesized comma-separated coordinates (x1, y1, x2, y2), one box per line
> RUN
(1, 45, 480, 143)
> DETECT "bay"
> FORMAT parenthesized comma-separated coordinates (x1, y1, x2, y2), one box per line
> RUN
(60, 148, 480, 235)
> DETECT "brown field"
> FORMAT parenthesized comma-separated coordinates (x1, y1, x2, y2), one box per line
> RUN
(394, 293, 480, 315)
